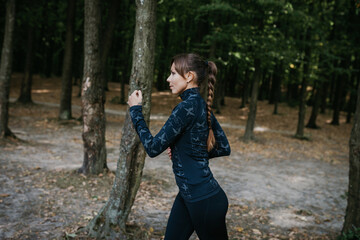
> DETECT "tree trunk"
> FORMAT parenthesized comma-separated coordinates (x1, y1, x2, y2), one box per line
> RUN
(272, 61, 283, 114)
(342, 81, 360, 234)
(17, 25, 34, 104)
(86, 0, 156, 237)
(157, 9, 170, 91)
(320, 81, 329, 114)
(331, 65, 346, 125)
(0, 0, 16, 138)
(78, 0, 107, 174)
(59, 0, 76, 120)
(295, 29, 311, 139)
(101, 0, 121, 91)
(214, 70, 224, 114)
(306, 82, 322, 129)
(258, 70, 269, 101)
(243, 58, 261, 142)
(346, 75, 358, 124)
(240, 68, 250, 108)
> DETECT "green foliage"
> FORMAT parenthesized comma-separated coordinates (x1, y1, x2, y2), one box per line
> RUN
(5, 0, 359, 105)
(338, 226, 360, 240)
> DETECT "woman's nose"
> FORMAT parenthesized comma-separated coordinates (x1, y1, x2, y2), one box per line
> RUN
(166, 76, 170, 82)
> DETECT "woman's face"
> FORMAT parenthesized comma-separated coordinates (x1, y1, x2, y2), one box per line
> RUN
(167, 63, 188, 95)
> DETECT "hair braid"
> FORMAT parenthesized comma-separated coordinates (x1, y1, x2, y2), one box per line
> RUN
(206, 61, 217, 151)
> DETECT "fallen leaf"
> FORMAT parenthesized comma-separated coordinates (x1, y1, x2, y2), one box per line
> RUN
(252, 229, 262, 235)
(0, 194, 10, 198)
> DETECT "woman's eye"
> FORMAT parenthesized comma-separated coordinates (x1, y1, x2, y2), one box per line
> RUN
(171, 72, 175, 75)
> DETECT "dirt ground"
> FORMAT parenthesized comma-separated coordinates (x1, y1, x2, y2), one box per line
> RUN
(0, 74, 351, 239)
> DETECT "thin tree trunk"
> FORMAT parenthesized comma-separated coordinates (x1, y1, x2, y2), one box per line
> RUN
(342, 81, 360, 234)
(0, 0, 16, 138)
(320, 81, 329, 113)
(17, 25, 34, 104)
(157, 9, 170, 91)
(295, 29, 311, 139)
(86, 0, 156, 237)
(346, 75, 358, 123)
(78, 0, 107, 174)
(243, 58, 261, 142)
(101, 0, 121, 91)
(240, 69, 250, 108)
(59, 0, 76, 120)
(306, 82, 322, 129)
(272, 61, 283, 114)
(331, 62, 346, 125)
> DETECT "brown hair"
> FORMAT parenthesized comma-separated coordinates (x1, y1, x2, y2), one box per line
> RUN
(171, 53, 217, 151)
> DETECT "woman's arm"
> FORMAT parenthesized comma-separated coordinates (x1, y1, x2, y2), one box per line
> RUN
(208, 112, 231, 158)
(130, 100, 195, 158)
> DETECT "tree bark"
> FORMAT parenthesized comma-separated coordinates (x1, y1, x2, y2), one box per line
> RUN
(272, 61, 283, 114)
(320, 81, 329, 114)
(306, 82, 322, 129)
(157, 8, 170, 91)
(243, 58, 261, 142)
(295, 29, 311, 139)
(79, 0, 107, 174)
(240, 68, 250, 108)
(346, 75, 358, 124)
(331, 79, 344, 125)
(59, 0, 76, 120)
(331, 58, 348, 125)
(342, 81, 360, 234)
(17, 25, 34, 104)
(101, 0, 121, 91)
(0, 0, 16, 138)
(86, 0, 156, 237)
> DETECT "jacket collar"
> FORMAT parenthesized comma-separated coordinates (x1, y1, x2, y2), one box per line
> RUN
(180, 87, 200, 100)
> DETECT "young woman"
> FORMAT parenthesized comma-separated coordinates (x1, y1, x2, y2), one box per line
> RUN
(128, 53, 231, 240)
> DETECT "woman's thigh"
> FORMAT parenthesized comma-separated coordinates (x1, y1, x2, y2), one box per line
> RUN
(186, 188, 229, 240)
(164, 193, 194, 240)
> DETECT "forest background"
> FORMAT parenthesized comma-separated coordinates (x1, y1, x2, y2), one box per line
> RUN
(0, 0, 360, 239)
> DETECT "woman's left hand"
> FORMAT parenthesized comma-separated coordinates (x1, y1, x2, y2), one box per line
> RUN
(128, 90, 143, 107)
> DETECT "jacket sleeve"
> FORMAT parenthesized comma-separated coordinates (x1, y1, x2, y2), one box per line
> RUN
(129, 101, 195, 158)
(208, 112, 231, 159)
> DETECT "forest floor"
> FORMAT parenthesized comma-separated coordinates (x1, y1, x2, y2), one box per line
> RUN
(0, 74, 351, 240)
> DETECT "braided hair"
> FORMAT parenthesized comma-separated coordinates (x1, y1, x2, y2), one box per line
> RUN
(171, 53, 217, 151)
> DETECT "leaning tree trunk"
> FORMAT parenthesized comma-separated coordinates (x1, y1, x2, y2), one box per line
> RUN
(17, 25, 34, 104)
(342, 81, 360, 234)
(0, 0, 16, 138)
(86, 0, 156, 238)
(243, 58, 261, 142)
(59, 0, 76, 120)
(78, 0, 107, 174)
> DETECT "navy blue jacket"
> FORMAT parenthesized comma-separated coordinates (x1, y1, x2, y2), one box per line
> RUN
(130, 87, 230, 202)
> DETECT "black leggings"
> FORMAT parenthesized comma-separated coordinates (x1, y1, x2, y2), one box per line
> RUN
(164, 188, 229, 240)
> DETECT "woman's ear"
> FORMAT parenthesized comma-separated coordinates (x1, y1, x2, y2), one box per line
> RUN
(186, 71, 195, 83)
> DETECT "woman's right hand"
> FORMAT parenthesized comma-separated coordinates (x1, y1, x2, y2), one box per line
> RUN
(167, 147, 172, 159)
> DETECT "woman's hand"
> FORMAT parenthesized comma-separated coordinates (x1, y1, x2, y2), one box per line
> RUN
(167, 147, 172, 159)
(128, 90, 143, 107)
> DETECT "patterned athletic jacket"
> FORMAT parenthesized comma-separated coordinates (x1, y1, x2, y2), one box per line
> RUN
(130, 87, 231, 202)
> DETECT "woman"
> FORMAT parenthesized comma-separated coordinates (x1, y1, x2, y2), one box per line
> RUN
(128, 53, 231, 240)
